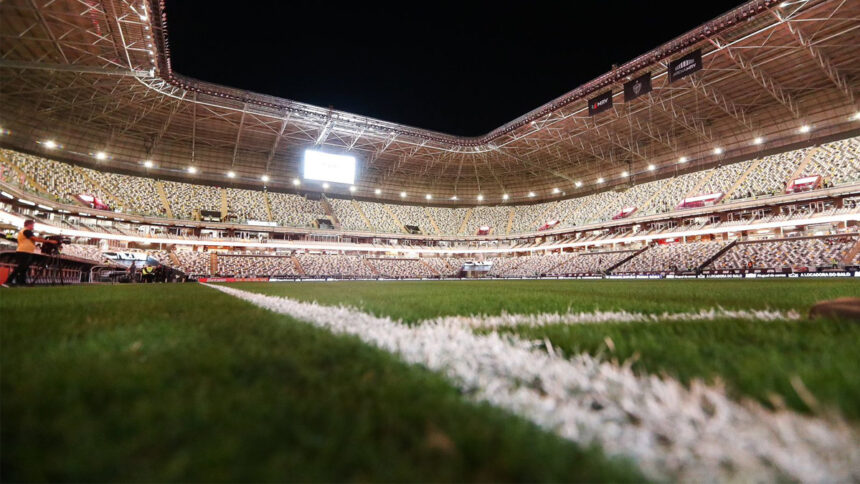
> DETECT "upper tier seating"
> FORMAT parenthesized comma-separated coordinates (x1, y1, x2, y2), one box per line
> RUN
(267, 192, 326, 227)
(731, 148, 810, 200)
(466, 206, 511, 235)
(226, 188, 269, 223)
(327, 198, 369, 231)
(2, 136, 858, 234)
(163, 181, 221, 220)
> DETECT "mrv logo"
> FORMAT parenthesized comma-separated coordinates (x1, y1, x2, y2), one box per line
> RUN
(668, 49, 703, 83)
(588, 90, 613, 116)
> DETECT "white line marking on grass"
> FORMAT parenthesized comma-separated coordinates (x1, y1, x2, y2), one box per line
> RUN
(204, 283, 858, 482)
(429, 307, 802, 329)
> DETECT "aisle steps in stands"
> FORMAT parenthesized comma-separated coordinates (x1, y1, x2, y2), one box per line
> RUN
(168, 251, 181, 268)
(423, 206, 442, 235)
(505, 208, 516, 235)
(842, 237, 860, 265)
(320, 197, 341, 229)
(605, 245, 650, 274)
(263, 192, 274, 222)
(698, 239, 738, 272)
(382, 204, 408, 234)
(291, 256, 306, 276)
(419, 259, 439, 276)
(638, 178, 675, 214)
(789, 146, 821, 181)
(220, 188, 228, 220)
(724, 158, 763, 200)
(352, 199, 374, 231)
(73, 166, 125, 210)
(532, 201, 557, 232)
(154, 181, 174, 219)
(363, 258, 379, 275)
(458, 208, 472, 236)
(683, 169, 717, 200)
(210, 253, 218, 275)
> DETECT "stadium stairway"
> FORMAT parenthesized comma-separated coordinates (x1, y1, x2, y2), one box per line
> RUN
(605, 245, 651, 274)
(684, 169, 717, 200)
(363, 258, 379, 276)
(352, 199, 374, 231)
(698, 239, 738, 272)
(423, 206, 442, 235)
(291, 256, 306, 276)
(419, 259, 439, 276)
(505, 209, 516, 235)
(73, 166, 125, 210)
(263, 191, 274, 222)
(533, 201, 558, 232)
(320, 197, 341, 229)
(155, 181, 174, 218)
(168, 251, 181, 268)
(724, 158, 763, 200)
(842, 238, 860, 266)
(220, 189, 228, 221)
(638, 179, 674, 215)
(789, 146, 821, 181)
(457, 208, 472, 236)
(210, 253, 218, 275)
(382, 204, 408, 234)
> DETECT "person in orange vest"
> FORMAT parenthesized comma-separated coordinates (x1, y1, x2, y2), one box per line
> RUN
(5, 220, 57, 287)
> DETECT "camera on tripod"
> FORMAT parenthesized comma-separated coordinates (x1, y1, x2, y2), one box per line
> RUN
(41, 235, 70, 255)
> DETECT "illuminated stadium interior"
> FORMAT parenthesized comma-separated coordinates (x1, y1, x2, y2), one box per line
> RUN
(2, 1, 860, 481)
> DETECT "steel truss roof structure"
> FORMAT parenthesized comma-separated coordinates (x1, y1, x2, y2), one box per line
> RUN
(1, 0, 858, 204)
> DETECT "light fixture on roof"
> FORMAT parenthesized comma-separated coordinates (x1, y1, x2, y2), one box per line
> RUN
(374, 188, 382, 195)
(349, 186, 357, 193)
(227, 171, 236, 178)
(799, 125, 811, 133)
(425, 194, 432, 200)
(753, 137, 764, 145)
(647, 164, 656, 171)
(261, 174, 270, 182)
(502, 193, 509, 200)
(477, 194, 484, 201)
(293, 178, 301, 186)
(450, 195, 458, 200)
(91, 151, 106, 161)
(713, 147, 723, 155)
(322, 182, 330, 189)
(780, 1, 789, 7)
(143, 160, 154, 168)
(528, 191, 536, 197)
(574, 181, 583, 188)
(400, 191, 407, 198)
(43, 140, 57, 149)
(187, 166, 197, 174)
(621, 171, 629, 177)
(597, 177, 605, 183)
(853, 112, 860, 121)
(552, 187, 560, 194)
(678, 156, 688, 163)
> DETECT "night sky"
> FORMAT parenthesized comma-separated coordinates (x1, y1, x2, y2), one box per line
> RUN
(164, 0, 743, 136)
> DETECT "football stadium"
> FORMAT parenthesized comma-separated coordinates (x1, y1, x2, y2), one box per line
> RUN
(2, 0, 860, 481)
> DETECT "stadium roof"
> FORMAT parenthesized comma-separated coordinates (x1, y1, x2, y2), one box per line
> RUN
(1, 0, 858, 204)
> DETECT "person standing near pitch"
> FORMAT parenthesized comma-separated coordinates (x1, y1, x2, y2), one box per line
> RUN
(5, 219, 57, 287)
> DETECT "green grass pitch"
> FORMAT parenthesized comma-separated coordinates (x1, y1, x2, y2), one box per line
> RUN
(2, 278, 858, 481)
